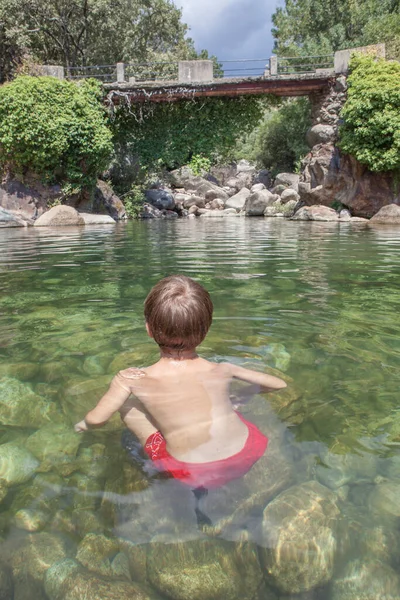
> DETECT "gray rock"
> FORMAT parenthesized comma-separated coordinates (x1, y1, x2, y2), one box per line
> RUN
(0, 176, 62, 221)
(335, 75, 348, 93)
(168, 166, 194, 187)
(370, 203, 400, 224)
(205, 187, 228, 202)
(339, 209, 352, 221)
(200, 208, 238, 218)
(264, 199, 297, 218)
(0, 207, 28, 227)
(236, 159, 256, 174)
(140, 203, 162, 219)
(245, 189, 276, 216)
(34, 205, 85, 227)
(144, 189, 175, 211)
(93, 180, 126, 220)
(253, 169, 271, 188)
(226, 177, 245, 191)
(250, 183, 266, 193)
(271, 184, 288, 196)
(147, 539, 264, 600)
(183, 196, 205, 209)
(225, 188, 251, 211)
(292, 205, 339, 222)
(306, 124, 336, 147)
(174, 193, 191, 204)
(280, 188, 300, 204)
(274, 173, 300, 192)
(79, 213, 115, 225)
(331, 559, 400, 600)
(259, 481, 339, 594)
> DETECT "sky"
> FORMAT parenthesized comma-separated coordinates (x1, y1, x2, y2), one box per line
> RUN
(177, 0, 283, 62)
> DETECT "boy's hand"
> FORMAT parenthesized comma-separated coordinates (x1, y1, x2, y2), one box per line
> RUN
(74, 420, 88, 433)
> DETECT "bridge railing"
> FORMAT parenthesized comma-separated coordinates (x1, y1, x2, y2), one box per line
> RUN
(276, 55, 334, 75)
(124, 61, 179, 82)
(67, 64, 117, 81)
(216, 59, 269, 78)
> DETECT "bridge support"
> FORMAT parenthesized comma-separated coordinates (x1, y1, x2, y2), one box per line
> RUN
(116, 62, 125, 83)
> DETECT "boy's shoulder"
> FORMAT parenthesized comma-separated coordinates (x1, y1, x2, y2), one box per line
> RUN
(117, 367, 146, 381)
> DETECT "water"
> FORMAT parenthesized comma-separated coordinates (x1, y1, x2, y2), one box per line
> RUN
(1, 218, 400, 599)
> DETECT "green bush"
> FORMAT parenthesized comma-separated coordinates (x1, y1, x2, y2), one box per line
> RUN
(340, 55, 400, 172)
(187, 154, 211, 176)
(0, 76, 113, 189)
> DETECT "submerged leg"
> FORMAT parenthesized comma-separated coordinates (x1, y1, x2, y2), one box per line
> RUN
(192, 486, 213, 528)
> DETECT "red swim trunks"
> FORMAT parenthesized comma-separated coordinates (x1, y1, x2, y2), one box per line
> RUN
(144, 413, 268, 489)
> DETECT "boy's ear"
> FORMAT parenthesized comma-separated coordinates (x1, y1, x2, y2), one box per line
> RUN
(145, 322, 153, 338)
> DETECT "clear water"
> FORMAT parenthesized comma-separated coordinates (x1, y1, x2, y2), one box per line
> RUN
(1, 218, 400, 599)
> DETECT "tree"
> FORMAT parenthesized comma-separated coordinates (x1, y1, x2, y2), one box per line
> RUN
(0, 0, 200, 79)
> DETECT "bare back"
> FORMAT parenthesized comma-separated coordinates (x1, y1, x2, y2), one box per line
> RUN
(119, 358, 249, 463)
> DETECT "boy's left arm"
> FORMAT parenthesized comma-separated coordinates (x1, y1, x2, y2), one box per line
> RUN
(74, 372, 132, 432)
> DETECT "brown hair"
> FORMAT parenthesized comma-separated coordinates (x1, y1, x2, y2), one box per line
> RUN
(144, 275, 213, 350)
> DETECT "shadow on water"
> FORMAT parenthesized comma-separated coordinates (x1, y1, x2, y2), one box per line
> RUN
(0, 219, 400, 598)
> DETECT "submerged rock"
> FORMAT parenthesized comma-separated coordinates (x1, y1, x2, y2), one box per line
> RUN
(45, 558, 158, 600)
(292, 205, 339, 222)
(369, 482, 400, 517)
(0, 377, 61, 428)
(76, 533, 119, 577)
(259, 481, 339, 594)
(331, 559, 400, 600)
(0, 442, 38, 486)
(147, 539, 264, 600)
(26, 423, 81, 474)
(0, 563, 13, 600)
(14, 508, 49, 532)
(62, 375, 120, 429)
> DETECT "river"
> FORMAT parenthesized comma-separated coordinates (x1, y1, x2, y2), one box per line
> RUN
(1, 218, 400, 599)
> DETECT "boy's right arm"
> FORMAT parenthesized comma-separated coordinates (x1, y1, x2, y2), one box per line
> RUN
(226, 363, 287, 392)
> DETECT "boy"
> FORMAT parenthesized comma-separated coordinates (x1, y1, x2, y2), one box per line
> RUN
(75, 275, 286, 489)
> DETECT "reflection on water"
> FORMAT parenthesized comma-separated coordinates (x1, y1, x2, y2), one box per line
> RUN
(1, 219, 400, 599)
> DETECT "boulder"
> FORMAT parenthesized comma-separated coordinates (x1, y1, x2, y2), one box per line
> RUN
(62, 375, 121, 430)
(140, 203, 162, 219)
(280, 188, 300, 204)
(274, 173, 300, 192)
(26, 423, 81, 473)
(271, 184, 288, 196)
(0, 563, 12, 600)
(209, 164, 237, 187)
(306, 124, 336, 147)
(368, 482, 400, 517)
(200, 208, 238, 218)
(0, 377, 61, 428)
(168, 166, 194, 188)
(44, 559, 156, 600)
(0, 175, 63, 221)
(225, 188, 250, 211)
(331, 559, 400, 600)
(236, 159, 256, 175)
(0, 442, 39, 486)
(292, 205, 339, 221)
(226, 177, 245, 191)
(250, 183, 266, 193)
(147, 539, 264, 600)
(244, 190, 276, 216)
(264, 200, 297, 218)
(253, 168, 271, 188)
(34, 205, 85, 227)
(370, 204, 400, 224)
(79, 213, 116, 225)
(93, 180, 126, 220)
(259, 481, 339, 594)
(0, 207, 27, 227)
(144, 189, 175, 211)
(183, 196, 206, 209)
(14, 508, 49, 532)
(205, 188, 228, 202)
(76, 534, 119, 577)
(339, 209, 352, 221)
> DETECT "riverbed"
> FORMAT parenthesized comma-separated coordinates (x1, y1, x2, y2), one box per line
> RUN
(1, 218, 400, 599)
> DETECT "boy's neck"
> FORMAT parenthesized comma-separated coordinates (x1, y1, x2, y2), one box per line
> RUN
(159, 347, 198, 361)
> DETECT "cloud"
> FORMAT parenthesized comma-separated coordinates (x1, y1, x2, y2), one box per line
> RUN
(177, 0, 281, 60)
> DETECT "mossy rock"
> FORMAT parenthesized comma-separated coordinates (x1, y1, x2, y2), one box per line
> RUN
(68, 472, 105, 511)
(147, 539, 264, 600)
(0, 362, 39, 381)
(26, 423, 81, 473)
(10, 532, 73, 584)
(331, 558, 400, 600)
(76, 533, 120, 577)
(0, 442, 39, 486)
(0, 377, 62, 428)
(62, 375, 121, 429)
(14, 508, 49, 532)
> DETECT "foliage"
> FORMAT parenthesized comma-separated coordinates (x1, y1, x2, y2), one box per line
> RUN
(0, 76, 113, 189)
(187, 154, 212, 176)
(272, 0, 400, 57)
(122, 184, 146, 218)
(339, 55, 400, 172)
(111, 96, 267, 179)
(236, 98, 311, 175)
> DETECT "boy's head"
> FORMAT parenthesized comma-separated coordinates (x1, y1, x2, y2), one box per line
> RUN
(144, 275, 213, 350)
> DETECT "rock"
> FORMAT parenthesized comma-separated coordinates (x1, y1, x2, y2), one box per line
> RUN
(292, 205, 339, 221)
(140, 203, 162, 219)
(369, 482, 400, 517)
(244, 190, 276, 216)
(183, 196, 205, 209)
(370, 204, 400, 224)
(168, 166, 194, 188)
(331, 559, 400, 600)
(236, 159, 256, 174)
(250, 183, 266, 193)
(14, 508, 49, 532)
(350, 216, 369, 222)
(274, 173, 300, 192)
(93, 180, 126, 220)
(207, 198, 224, 210)
(225, 188, 250, 211)
(200, 208, 238, 218)
(306, 124, 336, 147)
(259, 481, 339, 594)
(316, 449, 378, 490)
(147, 539, 264, 600)
(79, 213, 116, 224)
(0, 174, 63, 221)
(162, 210, 178, 219)
(11, 532, 72, 586)
(174, 193, 191, 204)
(0, 377, 60, 428)
(34, 205, 85, 227)
(11, 472, 63, 514)
(209, 164, 237, 187)
(76, 534, 119, 577)
(299, 144, 400, 218)
(0, 362, 38, 381)
(144, 189, 175, 211)
(0, 563, 12, 600)
(271, 184, 288, 196)
(44, 559, 157, 600)
(226, 177, 245, 191)
(0, 207, 27, 227)
(0, 442, 38, 486)
(62, 375, 121, 430)
(188, 205, 198, 215)
(339, 209, 351, 220)
(335, 75, 348, 93)
(253, 169, 271, 188)
(280, 188, 300, 204)
(26, 423, 81, 473)
(205, 188, 228, 202)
